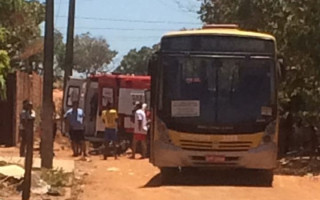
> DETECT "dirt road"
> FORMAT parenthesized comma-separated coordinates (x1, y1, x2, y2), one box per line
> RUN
(78, 156, 320, 200)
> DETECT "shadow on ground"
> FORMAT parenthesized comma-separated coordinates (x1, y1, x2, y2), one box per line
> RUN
(143, 169, 273, 188)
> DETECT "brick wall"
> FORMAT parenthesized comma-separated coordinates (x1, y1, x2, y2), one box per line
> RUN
(13, 71, 43, 145)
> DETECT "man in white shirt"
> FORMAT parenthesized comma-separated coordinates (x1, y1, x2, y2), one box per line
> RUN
(131, 102, 148, 159)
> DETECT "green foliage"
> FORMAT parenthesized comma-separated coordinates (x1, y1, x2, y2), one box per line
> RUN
(0, 50, 10, 100)
(0, 0, 45, 66)
(116, 44, 160, 75)
(53, 29, 65, 80)
(0, 0, 44, 95)
(41, 168, 72, 187)
(198, 0, 320, 125)
(0, 28, 7, 44)
(73, 33, 117, 75)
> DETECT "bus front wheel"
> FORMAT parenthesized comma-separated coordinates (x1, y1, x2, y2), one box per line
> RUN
(160, 167, 179, 184)
(257, 169, 274, 186)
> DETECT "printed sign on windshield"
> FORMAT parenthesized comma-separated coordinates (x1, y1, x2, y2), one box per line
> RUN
(171, 100, 200, 117)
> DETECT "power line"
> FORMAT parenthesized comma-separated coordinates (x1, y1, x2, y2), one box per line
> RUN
(56, 15, 200, 25)
(56, 26, 177, 31)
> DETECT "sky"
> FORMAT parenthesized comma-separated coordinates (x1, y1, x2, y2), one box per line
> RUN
(51, 0, 203, 70)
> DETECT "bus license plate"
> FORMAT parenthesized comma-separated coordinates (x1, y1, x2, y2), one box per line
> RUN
(206, 155, 225, 163)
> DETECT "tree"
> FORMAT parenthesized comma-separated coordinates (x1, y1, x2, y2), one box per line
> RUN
(73, 33, 117, 75)
(53, 29, 65, 81)
(0, 0, 45, 68)
(0, 28, 10, 99)
(116, 44, 160, 75)
(0, 50, 10, 100)
(198, 0, 320, 125)
(0, 0, 44, 97)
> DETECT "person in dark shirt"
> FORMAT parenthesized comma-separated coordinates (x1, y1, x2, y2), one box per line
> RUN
(19, 100, 36, 157)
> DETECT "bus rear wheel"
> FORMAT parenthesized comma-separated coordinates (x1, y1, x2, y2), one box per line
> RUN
(160, 167, 179, 184)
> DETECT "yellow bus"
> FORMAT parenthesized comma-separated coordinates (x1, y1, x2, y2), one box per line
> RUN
(148, 24, 280, 185)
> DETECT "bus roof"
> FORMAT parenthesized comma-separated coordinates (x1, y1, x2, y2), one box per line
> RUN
(163, 28, 275, 41)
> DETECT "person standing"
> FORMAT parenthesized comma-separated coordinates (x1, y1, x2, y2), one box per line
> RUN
(101, 102, 118, 160)
(19, 100, 36, 157)
(131, 102, 148, 159)
(64, 101, 86, 157)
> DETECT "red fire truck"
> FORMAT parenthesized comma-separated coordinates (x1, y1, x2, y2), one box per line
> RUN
(63, 74, 150, 146)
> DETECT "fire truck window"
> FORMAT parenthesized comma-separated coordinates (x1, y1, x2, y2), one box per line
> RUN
(102, 88, 114, 107)
(90, 92, 98, 120)
(67, 87, 80, 107)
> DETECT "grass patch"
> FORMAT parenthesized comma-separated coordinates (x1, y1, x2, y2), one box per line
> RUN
(41, 168, 72, 187)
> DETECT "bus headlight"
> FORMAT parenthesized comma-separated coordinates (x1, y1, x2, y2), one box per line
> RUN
(262, 121, 276, 144)
(156, 119, 171, 144)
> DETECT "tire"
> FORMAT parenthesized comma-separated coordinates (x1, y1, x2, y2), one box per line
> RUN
(180, 167, 199, 175)
(257, 169, 274, 186)
(160, 167, 179, 184)
(91, 142, 102, 149)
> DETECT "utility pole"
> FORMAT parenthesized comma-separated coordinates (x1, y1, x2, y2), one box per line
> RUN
(63, 0, 76, 92)
(22, 109, 35, 200)
(62, 0, 76, 123)
(41, 0, 54, 169)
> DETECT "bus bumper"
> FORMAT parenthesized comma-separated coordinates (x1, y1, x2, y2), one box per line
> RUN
(152, 140, 277, 170)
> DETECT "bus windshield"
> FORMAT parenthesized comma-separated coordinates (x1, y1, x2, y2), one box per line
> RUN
(160, 55, 274, 130)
